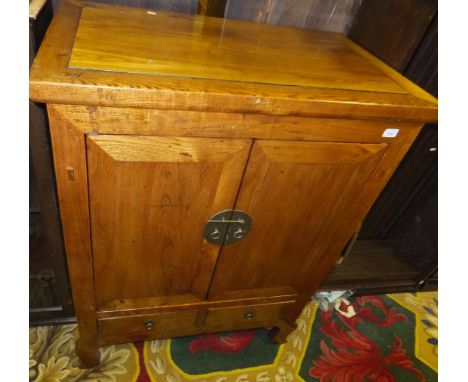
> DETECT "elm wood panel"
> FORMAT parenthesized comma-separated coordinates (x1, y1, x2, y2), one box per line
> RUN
(341, 37, 438, 105)
(204, 302, 293, 330)
(29, 2, 437, 122)
(98, 301, 293, 345)
(96, 293, 299, 318)
(70, 6, 406, 93)
(348, 0, 437, 72)
(86, 135, 252, 308)
(98, 309, 199, 342)
(51, 104, 422, 143)
(46, 105, 97, 365)
(208, 140, 387, 301)
(283, 125, 423, 326)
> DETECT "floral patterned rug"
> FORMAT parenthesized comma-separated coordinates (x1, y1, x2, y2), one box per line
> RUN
(30, 291, 437, 382)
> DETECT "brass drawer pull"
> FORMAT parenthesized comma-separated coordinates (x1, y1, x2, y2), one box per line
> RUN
(244, 311, 255, 320)
(145, 319, 154, 331)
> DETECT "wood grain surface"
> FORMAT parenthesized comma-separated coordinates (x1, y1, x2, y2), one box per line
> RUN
(282, 124, 423, 326)
(29, 1, 437, 122)
(51, 104, 422, 143)
(208, 140, 387, 300)
(47, 104, 97, 366)
(86, 135, 251, 308)
(32, 0, 437, 358)
(97, 301, 293, 345)
(70, 6, 404, 93)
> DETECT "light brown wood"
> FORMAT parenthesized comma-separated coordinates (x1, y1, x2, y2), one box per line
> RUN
(342, 37, 439, 105)
(30, 0, 437, 365)
(29, 1, 437, 122)
(97, 301, 293, 345)
(96, 294, 298, 318)
(283, 125, 424, 326)
(47, 104, 98, 366)
(70, 6, 404, 93)
(208, 140, 387, 300)
(87, 135, 251, 308)
(98, 310, 199, 342)
(51, 104, 421, 143)
(204, 302, 293, 330)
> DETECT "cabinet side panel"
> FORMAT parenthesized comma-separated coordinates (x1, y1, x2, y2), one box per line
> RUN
(284, 125, 424, 324)
(47, 105, 97, 342)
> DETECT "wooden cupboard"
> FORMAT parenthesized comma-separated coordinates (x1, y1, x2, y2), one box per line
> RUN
(29, 0, 437, 367)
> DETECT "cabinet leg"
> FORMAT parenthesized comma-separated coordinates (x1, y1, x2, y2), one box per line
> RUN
(76, 338, 99, 369)
(268, 320, 297, 344)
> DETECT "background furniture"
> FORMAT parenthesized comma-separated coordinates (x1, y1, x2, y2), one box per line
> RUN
(322, 1, 438, 294)
(29, 0, 74, 325)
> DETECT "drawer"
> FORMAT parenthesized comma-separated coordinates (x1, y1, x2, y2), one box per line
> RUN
(98, 309, 199, 343)
(204, 302, 293, 332)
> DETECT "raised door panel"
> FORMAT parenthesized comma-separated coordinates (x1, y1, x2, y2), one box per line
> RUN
(86, 135, 251, 309)
(208, 140, 387, 300)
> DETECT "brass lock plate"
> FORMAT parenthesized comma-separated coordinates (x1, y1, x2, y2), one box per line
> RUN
(203, 210, 252, 245)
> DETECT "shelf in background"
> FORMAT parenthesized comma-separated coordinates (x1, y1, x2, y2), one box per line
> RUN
(320, 240, 421, 293)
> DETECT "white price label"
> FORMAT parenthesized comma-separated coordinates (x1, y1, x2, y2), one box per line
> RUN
(382, 128, 399, 138)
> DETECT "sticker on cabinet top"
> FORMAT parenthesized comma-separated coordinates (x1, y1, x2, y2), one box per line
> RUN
(382, 128, 399, 138)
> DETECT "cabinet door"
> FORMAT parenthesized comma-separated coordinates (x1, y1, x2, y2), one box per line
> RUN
(86, 135, 251, 309)
(208, 140, 387, 300)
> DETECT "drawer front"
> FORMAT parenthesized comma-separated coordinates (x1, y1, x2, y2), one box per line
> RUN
(205, 302, 292, 332)
(98, 310, 199, 342)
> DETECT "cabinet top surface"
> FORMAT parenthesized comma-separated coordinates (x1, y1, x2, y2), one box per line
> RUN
(30, 0, 437, 122)
(71, 6, 399, 93)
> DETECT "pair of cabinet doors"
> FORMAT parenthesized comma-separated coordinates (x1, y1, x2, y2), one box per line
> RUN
(87, 135, 386, 311)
